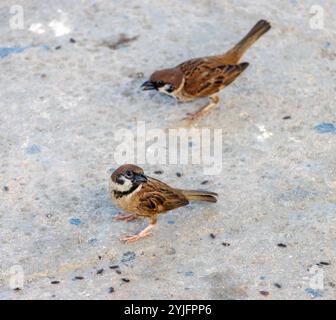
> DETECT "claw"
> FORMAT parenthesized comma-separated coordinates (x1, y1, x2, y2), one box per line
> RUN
(120, 231, 152, 244)
(120, 223, 155, 244)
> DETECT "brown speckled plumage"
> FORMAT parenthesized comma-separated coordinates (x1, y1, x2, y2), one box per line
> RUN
(142, 20, 271, 120)
(109, 164, 217, 243)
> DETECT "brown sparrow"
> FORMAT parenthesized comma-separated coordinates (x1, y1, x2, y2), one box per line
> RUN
(109, 164, 218, 243)
(141, 20, 271, 120)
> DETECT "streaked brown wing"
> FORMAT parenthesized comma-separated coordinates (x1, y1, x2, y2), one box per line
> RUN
(180, 59, 249, 98)
(136, 177, 189, 216)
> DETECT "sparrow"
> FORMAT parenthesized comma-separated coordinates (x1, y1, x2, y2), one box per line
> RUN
(141, 20, 271, 120)
(109, 164, 218, 243)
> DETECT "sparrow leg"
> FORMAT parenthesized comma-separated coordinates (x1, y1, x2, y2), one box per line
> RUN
(186, 95, 220, 120)
(121, 217, 157, 243)
(114, 213, 138, 222)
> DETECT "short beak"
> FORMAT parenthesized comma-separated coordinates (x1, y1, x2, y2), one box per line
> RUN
(141, 80, 156, 91)
(134, 173, 148, 183)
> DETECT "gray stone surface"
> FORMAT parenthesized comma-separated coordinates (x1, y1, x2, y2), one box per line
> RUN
(0, 0, 335, 300)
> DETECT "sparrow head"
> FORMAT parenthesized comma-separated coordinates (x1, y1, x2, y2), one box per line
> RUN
(141, 68, 184, 95)
(110, 164, 148, 194)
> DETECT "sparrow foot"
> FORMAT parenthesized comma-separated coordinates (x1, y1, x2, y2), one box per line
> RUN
(113, 213, 138, 222)
(184, 95, 220, 122)
(120, 223, 155, 243)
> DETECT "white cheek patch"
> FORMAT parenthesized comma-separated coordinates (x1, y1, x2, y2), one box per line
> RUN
(110, 177, 133, 192)
(158, 84, 173, 95)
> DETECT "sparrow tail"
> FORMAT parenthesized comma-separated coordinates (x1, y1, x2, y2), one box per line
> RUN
(229, 19, 271, 62)
(181, 190, 218, 203)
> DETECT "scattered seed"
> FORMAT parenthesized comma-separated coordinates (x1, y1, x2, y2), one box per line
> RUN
(222, 242, 230, 247)
(260, 291, 270, 296)
(274, 283, 282, 289)
(41, 74, 47, 79)
(277, 243, 287, 248)
(96, 268, 104, 275)
(14, 287, 22, 291)
(210, 233, 216, 239)
(115, 269, 122, 275)
(317, 261, 330, 266)
(98, 256, 102, 260)
(283, 115, 291, 120)
(73, 276, 84, 280)
(69, 38, 76, 43)
(176, 172, 182, 177)
(109, 265, 119, 269)
(154, 170, 163, 175)
(55, 45, 62, 50)
(51, 281, 60, 284)
(121, 278, 130, 283)
(201, 180, 209, 185)
(329, 282, 335, 288)
(108, 287, 114, 293)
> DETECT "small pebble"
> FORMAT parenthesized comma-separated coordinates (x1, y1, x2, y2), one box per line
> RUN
(222, 242, 230, 247)
(108, 287, 115, 293)
(51, 281, 60, 284)
(283, 115, 291, 120)
(25, 144, 41, 155)
(69, 217, 81, 225)
(3, 186, 9, 192)
(324, 41, 331, 49)
(305, 288, 322, 298)
(274, 283, 282, 289)
(210, 233, 216, 239)
(259, 291, 270, 296)
(154, 170, 163, 175)
(41, 74, 47, 78)
(329, 282, 335, 288)
(201, 180, 209, 185)
(121, 278, 130, 283)
(96, 268, 104, 275)
(55, 45, 62, 50)
(166, 247, 176, 255)
(176, 172, 182, 177)
(69, 38, 76, 43)
(314, 123, 336, 134)
(277, 243, 287, 248)
(121, 251, 136, 263)
(98, 256, 102, 260)
(88, 238, 97, 244)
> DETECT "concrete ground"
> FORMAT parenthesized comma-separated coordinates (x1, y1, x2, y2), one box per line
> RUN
(0, 0, 335, 300)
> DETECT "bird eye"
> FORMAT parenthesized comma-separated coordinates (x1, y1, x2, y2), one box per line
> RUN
(156, 80, 164, 87)
(124, 170, 133, 178)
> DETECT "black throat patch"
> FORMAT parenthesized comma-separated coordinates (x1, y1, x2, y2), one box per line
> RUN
(114, 184, 139, 199)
